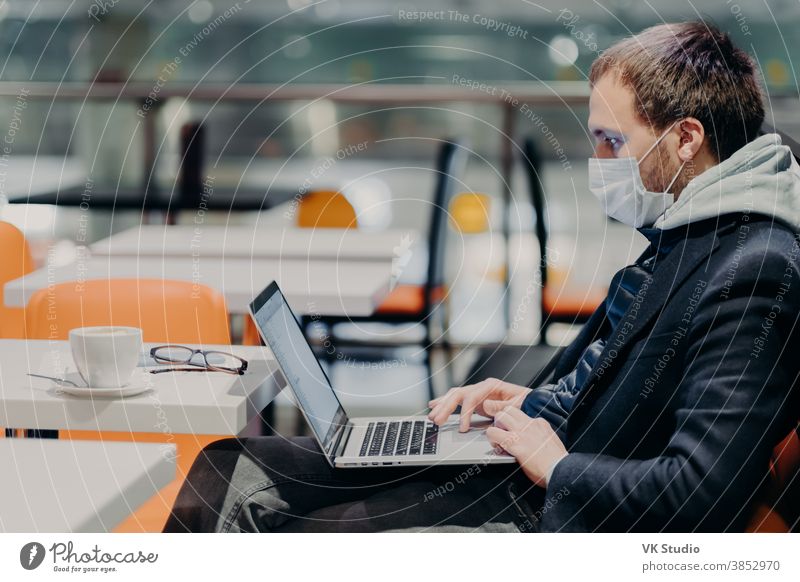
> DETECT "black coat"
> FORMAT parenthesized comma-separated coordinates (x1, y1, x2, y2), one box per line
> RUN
(527, 213, 800, 532)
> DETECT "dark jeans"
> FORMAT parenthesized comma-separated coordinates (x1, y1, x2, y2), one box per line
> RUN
(163, 436, 544, 532)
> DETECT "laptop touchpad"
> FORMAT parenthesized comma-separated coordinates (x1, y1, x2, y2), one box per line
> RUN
(441, 419, 492, 443)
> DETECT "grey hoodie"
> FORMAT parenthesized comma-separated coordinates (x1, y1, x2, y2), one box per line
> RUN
(653, 133, 800, 233)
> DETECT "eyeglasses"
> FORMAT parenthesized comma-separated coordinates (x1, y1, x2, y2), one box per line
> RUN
(149, 345, 248, 375)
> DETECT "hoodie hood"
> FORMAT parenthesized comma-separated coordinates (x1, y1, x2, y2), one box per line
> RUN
(653, 133, 800, 233)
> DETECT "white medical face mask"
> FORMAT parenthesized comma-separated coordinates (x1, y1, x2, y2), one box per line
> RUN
(588, 121, 687, 228)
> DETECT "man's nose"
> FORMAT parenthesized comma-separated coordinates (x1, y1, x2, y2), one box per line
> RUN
(593, 144, 615, 159)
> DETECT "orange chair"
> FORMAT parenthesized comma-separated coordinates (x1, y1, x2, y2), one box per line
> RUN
(240, 189, 359, 347)
(24, 278, 232, 532)
(541, 268, 609, 322)
(746, 424, 800, 532)
(296, 188, 443, 317)
(0, 221, 35, 338)
(296, 190, 358, 229)
(26, 278, 230, 344)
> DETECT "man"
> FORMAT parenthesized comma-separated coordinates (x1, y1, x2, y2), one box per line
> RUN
(164, 21, 800, 533)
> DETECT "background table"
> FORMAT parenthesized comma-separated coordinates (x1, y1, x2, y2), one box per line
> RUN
(0, 439, 175, 532)
(1, 156, 87, 199)
(0, 340, 285, 435)
(10, 186, 297, 211)
(3, 255, 394, 316)
(90, 224, 419, 262)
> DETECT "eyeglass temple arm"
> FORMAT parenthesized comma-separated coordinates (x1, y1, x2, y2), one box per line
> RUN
(148, 367, 244, 375)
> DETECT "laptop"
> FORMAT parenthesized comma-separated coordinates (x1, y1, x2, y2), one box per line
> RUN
(248, 281, 515, 468)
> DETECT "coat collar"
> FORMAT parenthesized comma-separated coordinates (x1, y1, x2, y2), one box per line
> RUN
(569, 217, 736, 413)
(553, 222, 692, 379)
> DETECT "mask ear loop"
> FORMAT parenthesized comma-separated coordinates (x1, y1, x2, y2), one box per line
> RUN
(639, 119, 689, 195)
(637, 120, 681, 166)
(664, 160, 688, 194)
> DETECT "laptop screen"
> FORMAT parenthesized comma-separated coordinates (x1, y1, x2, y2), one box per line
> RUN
(249, 282, 348, 457)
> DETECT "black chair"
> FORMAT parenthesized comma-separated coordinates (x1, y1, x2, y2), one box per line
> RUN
(178, 121, 205, 209)
(524, 138, 608, 342)
(305, 138, 469, 398)
(461, 340, 563, 389)
(461, 138, 568, 389)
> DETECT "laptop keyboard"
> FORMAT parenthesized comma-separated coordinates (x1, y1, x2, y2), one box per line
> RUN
(359, 420, 438, 457)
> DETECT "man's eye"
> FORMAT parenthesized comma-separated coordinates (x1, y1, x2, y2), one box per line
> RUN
(605, 136, 623, 150)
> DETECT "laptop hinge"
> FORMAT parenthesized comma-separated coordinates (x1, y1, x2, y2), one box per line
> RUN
(331, 423, 352, 461)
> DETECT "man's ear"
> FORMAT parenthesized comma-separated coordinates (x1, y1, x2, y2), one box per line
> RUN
(677, 117, 705, 162)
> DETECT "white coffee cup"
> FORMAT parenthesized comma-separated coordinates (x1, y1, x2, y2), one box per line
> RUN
(69, 326, 143, 388)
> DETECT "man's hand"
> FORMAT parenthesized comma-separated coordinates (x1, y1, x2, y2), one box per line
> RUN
(427, 377, 532, 432)
(486, 406, 568, 488)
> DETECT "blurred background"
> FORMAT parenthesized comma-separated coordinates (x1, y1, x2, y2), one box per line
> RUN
(1, 0, 798, 418)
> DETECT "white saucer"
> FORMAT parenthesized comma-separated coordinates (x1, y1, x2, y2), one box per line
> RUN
(57, 369, 154, 399)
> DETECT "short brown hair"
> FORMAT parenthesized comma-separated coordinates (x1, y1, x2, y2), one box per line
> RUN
(589, 21, 764, 161)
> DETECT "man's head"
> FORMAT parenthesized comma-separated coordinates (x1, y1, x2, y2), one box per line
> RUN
(587, 21, 765, 199)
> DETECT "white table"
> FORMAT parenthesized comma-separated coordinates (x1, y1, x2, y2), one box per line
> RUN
(91, 225, 419, 262)
(2, 155, 87, 198)
(0, 340, 285, 435)
(0, 439, 175, 532)
(3, 255, 394, 316)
